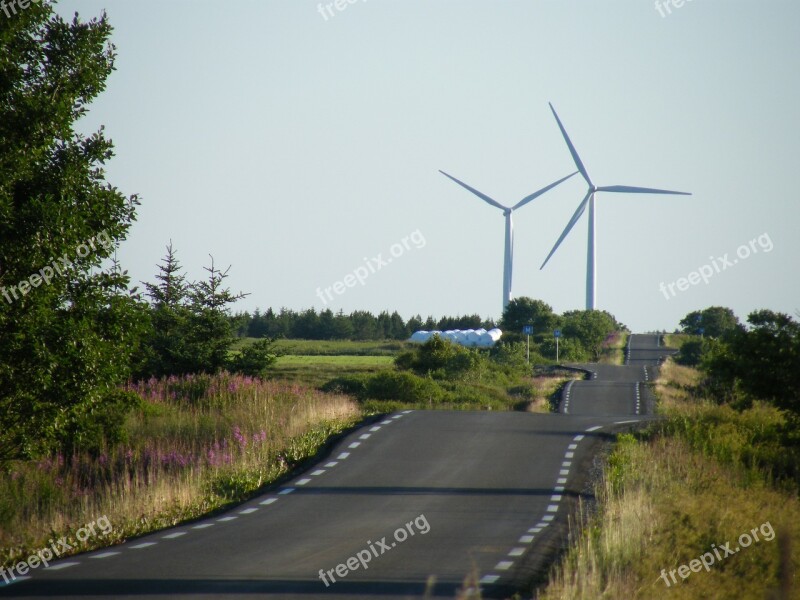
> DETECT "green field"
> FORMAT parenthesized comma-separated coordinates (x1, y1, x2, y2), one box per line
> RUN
(233, 338, 409, 356)
(269, 353, 395, 387)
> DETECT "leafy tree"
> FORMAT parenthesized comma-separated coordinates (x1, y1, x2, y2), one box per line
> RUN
(674, 339, 708, 366)
(0, 6, 144, 460)
(680, 306, 740, 338)
(500, 297, 557, 335)
(562, 310, 620, 361)
(703, 310, 800, 414)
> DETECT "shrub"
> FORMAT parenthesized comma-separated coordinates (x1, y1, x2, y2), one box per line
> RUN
(227, 338, 279, 377)
(674, 339, 705, 366)
(363, 371, 443, 403)
(396, 335, 484, 380)
(320, 376, 367, 397)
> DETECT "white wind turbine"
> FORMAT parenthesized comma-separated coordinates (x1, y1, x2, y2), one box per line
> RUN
(439, 169, 577, 311)
(541, 103, 691, 310)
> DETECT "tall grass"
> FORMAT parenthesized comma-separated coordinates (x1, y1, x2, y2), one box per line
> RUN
(598, 331, 627, 365)
(538, 434, 797, 599)
(0, 373, 359, 567)
(537, 360, 798, 599)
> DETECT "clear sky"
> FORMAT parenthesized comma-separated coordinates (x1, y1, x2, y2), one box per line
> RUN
(55, 0, 800, 333)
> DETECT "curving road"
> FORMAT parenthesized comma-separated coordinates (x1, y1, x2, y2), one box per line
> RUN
(0, 335, 675, 600)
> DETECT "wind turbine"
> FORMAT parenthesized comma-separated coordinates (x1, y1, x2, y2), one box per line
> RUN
(439, 169, 577, 312)
(541, 103, 691, 310)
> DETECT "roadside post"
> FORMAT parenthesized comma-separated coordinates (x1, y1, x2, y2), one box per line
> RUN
(522, 325, 534, 364)
(554, 329, 561, 362)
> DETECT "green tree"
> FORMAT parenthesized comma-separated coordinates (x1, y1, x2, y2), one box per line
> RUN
(500, 297, 557, 335)
(562, 310, 619, 361)
(228, 338, 279, 378)
(136, 242, 193, 377)
(680, 307, 740, 339)
(350, 310, 378, 340)
(0, 6, 144, 460)
(703, 310, 800, 414)
(186, 256, 247, 374)
(292, 308, 320, 339)
(332, 310, 354, 339)
(318, 308, 336, 340)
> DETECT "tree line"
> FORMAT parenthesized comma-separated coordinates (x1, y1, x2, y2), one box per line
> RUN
(230, 309, 495, 341)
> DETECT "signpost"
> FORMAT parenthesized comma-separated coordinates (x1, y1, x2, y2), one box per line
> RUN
(554, 329, 562, 363)
(522, 325, 534, 364)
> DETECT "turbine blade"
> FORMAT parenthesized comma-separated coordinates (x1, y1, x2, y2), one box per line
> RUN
(596, 184, 691, 195)
(439, 170, 507, 211)
(549, 103, 593, 187)
(540, 190, 592, 270)
(511, 171, 579, 211)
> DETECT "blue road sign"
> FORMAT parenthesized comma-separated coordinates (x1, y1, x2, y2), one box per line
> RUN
(522, 325, 534, 335)
(554, 329, 562, 338)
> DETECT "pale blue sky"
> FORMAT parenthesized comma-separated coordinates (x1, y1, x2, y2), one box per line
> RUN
(57, 0, 800, 332)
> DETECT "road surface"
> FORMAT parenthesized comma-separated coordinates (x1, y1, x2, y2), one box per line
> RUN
(0, 335, 674, 599)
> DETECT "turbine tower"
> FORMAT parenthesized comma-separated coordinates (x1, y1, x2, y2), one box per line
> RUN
(541, 103, 691, 310)
(440, 169, 577, 311)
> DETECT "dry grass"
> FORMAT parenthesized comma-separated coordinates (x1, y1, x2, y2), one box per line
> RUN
(652, 359, 702, 408)
(525, 374, 584, 413)
(598, 332, 627, 365)
(537, 360, 799, 599)
(0, 374, 360, 567)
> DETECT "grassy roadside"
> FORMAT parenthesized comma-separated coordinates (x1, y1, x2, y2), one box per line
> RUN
(598, 331, 628, 365)
(0, 375, 360, 568)
(536, 360, 799, 599)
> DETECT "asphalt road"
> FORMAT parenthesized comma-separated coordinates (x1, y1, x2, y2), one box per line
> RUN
(0, 335, 675, 600)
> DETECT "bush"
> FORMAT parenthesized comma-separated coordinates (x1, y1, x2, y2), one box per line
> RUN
(228, 338, 278, 377)
(320, 376, 367, 397)
(396, 335, 484, 380)
(675, 339, 705, 366)
(363, 371, 443, 403)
